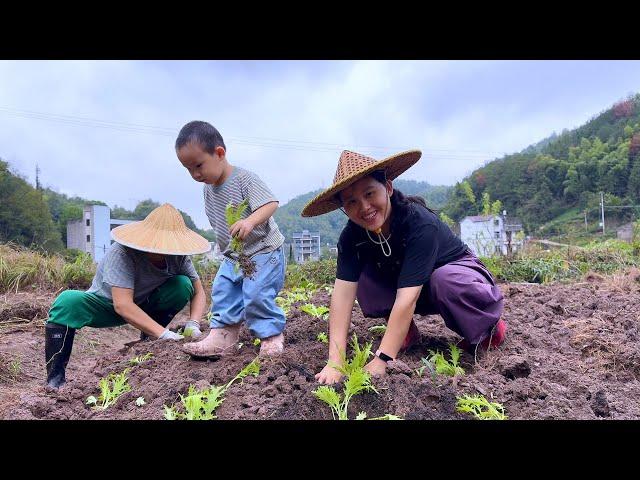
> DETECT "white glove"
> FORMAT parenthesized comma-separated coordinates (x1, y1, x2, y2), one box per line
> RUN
(158, 328, 184, 341)
(183, 320, 203, 338)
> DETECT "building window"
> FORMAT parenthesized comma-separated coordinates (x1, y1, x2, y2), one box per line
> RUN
(86, 219, 90, 226)
(494, 219, 499, 226)
(86, 235, 91, 243)
(495, 231, 500, 239)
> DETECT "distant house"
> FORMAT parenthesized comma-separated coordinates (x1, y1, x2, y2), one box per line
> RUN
(292, 230, 321, 263)
(203, 242, 225, 262)
(617, 222, 634, 243)
(460, 212, 524, 257)
(66, 205, 134, 263)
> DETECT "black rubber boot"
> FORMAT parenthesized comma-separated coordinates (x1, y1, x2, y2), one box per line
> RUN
(45, 322, 76, 388)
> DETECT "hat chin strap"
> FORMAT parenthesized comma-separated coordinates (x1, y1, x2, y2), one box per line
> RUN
(365, 192, 392, 257)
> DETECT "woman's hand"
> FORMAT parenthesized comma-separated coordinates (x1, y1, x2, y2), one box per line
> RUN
(364, 356, 387, 377)
(315, 363, 344, 385)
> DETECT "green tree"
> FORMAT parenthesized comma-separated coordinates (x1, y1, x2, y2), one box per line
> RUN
(0, 160, 63, 251)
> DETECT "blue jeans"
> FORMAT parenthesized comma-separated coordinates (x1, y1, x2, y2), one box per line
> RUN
(210, 246, 286, 338)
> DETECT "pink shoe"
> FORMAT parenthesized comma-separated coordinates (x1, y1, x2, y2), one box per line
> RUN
(459, 319, 507, 352)
(259, 333, 284, 357)
(400, 320, 421, 352)
(182, 324, 240, 357)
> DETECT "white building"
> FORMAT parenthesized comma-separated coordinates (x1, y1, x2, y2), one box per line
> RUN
(292, 230, 321, 263)
(460, 212, 523, 257)
(203, 242, 225, 262)
(67, 205, 134, 263)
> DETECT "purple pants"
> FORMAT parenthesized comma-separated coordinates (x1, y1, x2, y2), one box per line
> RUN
(356, 253, 504, 345)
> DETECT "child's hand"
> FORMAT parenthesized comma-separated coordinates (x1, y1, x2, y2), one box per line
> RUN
(229, 218, 255, 240)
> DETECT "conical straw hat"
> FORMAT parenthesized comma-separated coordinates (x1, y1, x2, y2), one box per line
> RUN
(111, 203, 211, 255)
(301, 149, 422, 217)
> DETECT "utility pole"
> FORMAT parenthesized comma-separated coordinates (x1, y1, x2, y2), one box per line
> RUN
(584, 210, 588, 232)
(600, 191, 605, 235)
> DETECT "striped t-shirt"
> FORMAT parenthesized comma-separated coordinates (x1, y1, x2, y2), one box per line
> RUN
(204, 166, 284, 259)
(86, 242, 199, 304)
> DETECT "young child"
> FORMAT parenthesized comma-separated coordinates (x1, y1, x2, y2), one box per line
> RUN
(175, 121, 287, 357)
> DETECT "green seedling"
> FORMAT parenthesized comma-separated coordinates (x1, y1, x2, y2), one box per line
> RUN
(86, 368, 132, 410)
(368, 325, 387, 336)
(421, 344, 465, 378)
(456, 394, 507, 420)
(225, 200, 256, 278)
(313, 334, 378, 420)
(253, 338, 261, 346)
(301, 303, 329, 319)
(356, 412, 403, 420)
(317, 332, 328, 343)
(129, 352, 153, 365)
(164, 357, 260, 420)
(135, 396, 146, 406)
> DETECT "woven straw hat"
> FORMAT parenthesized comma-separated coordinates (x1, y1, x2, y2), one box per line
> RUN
(111, 203, 211, 255)
(301, 149, 422, 217)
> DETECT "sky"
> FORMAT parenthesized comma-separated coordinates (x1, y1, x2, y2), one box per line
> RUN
(1, 60, 639, 229)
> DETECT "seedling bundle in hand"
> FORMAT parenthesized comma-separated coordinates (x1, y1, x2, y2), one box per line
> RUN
(225, 200, 257, 279)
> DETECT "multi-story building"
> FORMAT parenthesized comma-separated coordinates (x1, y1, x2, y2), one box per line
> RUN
(460, 212, 523, 257)
(292, 230, 321, 263)
(67, 205, 134, 263)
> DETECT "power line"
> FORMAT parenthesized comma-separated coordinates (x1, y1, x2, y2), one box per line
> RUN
(0, 105, 508, 158)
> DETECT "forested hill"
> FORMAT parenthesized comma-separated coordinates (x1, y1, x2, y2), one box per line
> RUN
(442, 94, 640, 233)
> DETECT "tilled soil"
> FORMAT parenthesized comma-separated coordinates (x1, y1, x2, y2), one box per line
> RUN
(2, 269, 640, 420)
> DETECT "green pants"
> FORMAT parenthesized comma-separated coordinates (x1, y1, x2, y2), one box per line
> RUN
(47, 275, 194, 330)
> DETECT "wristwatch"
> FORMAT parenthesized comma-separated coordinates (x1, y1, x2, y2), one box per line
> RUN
(375, 349, 394, 363)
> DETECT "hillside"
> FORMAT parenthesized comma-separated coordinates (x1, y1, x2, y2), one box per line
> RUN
(442, 94, 640, 235)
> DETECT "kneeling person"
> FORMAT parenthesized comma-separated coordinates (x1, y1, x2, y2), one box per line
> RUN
(44, 203, 211, 388)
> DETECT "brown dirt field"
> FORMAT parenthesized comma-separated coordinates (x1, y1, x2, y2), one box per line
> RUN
(1, 269, 639, 420)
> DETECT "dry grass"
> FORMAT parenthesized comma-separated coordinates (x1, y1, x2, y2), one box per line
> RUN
(0, 243, 95, 294)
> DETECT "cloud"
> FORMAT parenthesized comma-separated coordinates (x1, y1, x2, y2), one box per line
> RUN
(1, 60, 639, 229)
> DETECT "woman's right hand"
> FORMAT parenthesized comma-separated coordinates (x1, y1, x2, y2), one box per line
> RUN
(315, 363, 344, 385)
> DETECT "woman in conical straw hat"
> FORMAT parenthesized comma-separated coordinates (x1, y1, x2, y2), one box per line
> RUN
(44, 203, 211, 388)
(303, 150, 506, 385)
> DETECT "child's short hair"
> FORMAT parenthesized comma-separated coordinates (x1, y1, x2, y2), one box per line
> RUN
(175, 121, 226, 154)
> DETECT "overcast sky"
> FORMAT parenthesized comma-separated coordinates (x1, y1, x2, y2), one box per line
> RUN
(1, 60, 639, 229)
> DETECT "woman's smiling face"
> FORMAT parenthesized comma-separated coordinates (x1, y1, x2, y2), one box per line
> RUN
(339, 175, 393, 232)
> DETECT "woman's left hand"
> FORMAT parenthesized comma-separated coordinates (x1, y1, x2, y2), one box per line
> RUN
(364, 356, 387, 377)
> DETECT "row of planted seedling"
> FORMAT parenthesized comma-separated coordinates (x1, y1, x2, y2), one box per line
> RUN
(83, 335, 505, 420)
(85, 353, 260, 420)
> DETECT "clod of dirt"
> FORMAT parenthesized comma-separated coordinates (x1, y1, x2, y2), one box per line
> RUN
(498, 355, 531, 380)
(590, 390, 611, 418)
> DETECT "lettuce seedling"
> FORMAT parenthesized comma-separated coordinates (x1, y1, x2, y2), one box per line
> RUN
(312, 334, 378, 420)
(316, 332, 328, 343)
(301, 303, 329, 318)
(86, 368, 132, 410)
(129, 352, 153, 365)
(225, 200, 256, 278)
(456, 394, 507, 420)
(253, 338, 261, 346)
(368, 325, 387, 336)
(356, 412, 402, 420)
(164, 357, 260, 420)
(423, 344, 465, 377)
